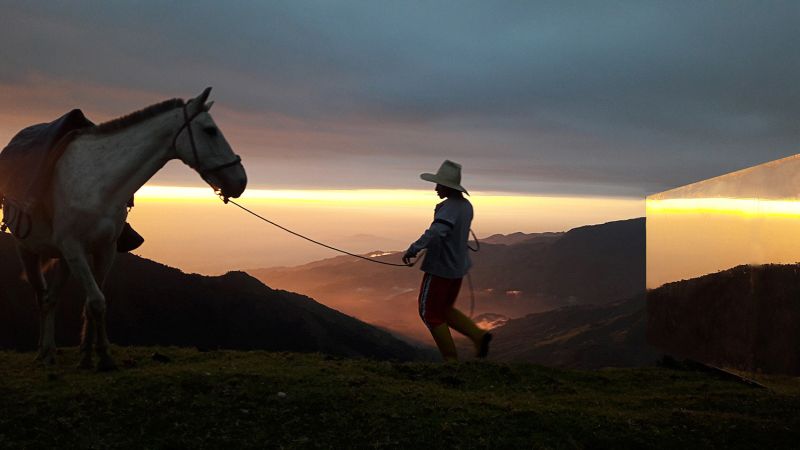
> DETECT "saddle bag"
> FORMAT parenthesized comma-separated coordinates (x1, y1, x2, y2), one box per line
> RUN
(1, 199, 32, 238)
(117, 222, 144, 253)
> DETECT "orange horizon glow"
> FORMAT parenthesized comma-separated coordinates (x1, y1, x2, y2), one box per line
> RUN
(134, 185, 644, 273)
(646, 197, 800, 217)
(137, 184, 644, 207)
(2, 184, 644, 274)
(646, 198, 800, 289)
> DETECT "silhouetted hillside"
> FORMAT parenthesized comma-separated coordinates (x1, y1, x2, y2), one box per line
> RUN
(0, 233, 430, 360)
(648, 263, 800, 375)
(469, 217, 645, 305)
(482, 294, 659, 369)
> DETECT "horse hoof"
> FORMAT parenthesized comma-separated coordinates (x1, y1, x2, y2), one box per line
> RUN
(96, 357, 118, 372)
(35, 349, 57, 366)
(77, 357, 94, 370)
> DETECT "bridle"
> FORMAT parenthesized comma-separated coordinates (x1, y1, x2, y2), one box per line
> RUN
(171, 102, 242, 183)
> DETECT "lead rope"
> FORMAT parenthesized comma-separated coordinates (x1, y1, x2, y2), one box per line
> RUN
(225, 198, 417, 267)
(223, 196, 479, 315)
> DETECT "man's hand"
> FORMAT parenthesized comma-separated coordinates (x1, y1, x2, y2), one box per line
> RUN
(402, 249, 417, 266)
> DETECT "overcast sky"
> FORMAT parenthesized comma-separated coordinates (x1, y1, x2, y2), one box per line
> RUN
(1, 1, 798, 197)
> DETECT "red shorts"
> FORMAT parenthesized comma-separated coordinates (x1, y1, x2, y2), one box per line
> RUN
(417, 273, 462, 328)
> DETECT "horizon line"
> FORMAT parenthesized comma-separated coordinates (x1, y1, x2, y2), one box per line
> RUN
(135, 184, 647, 202)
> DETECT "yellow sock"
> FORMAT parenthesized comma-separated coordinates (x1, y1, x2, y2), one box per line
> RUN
(429, 324, 458, 361)
(445, 308, 485, 345)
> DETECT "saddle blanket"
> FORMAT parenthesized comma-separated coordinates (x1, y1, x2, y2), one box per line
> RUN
(0, 109, 95, 236)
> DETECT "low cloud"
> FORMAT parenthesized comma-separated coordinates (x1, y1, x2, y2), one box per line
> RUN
(1, 1, 798, 196)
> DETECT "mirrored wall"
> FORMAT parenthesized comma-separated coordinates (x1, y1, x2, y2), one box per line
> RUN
(647, 154, 800, 375)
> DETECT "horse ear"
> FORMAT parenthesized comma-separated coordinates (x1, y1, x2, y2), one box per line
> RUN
(204, 101, 214, 112)
(198, 87, 212, 104)
(187, 87, 213, 115)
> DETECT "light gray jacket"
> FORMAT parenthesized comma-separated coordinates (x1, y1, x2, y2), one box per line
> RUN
(406, 197, 473, 279)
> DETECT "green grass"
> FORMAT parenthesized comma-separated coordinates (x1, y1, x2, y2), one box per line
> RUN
(0, 347, 798, 449)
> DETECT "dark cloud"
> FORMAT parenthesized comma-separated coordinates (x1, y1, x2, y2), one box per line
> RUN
(1, 1, 798, 196)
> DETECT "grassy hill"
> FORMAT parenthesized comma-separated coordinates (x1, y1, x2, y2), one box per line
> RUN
(1, 347, 798, 449)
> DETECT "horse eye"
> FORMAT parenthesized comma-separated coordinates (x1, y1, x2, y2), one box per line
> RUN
(203, 126, 218, 137)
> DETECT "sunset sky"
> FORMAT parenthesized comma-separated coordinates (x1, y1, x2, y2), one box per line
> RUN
(1, 2, 798, 273)
(646, 153, 800, 288)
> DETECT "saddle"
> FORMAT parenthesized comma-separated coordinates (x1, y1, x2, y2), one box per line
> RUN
(0, 110, 142, 252)
(0, 109, 94, 237)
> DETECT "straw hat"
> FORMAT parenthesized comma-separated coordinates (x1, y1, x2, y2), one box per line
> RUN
(420, 160, 469, 195)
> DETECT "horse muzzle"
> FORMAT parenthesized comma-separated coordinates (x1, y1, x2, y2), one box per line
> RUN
(205, 162, 247, 199)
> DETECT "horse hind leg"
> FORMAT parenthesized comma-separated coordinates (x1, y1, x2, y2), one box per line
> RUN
(17, 246, 49, 363)
(39, 259, 71, 366)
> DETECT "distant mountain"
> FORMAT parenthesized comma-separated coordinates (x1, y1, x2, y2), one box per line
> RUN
(469, 217, 645, 305)
(480, 231, 564, 246)
(249, 218, 645, 342)
(0, 233, 431, 361)
(479, 294, 659, 369)
(648, 263, 800, 375)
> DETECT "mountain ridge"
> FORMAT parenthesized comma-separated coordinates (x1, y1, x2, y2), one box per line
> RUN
(0, 233, 431, 361)
(648, 263, 800, 375)
(249, 217, 646, 341)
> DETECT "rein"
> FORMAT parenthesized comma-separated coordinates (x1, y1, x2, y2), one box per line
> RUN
(172, 103, 242, 182)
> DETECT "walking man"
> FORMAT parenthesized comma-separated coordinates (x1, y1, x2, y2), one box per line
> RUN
(403, 160, 492, 361)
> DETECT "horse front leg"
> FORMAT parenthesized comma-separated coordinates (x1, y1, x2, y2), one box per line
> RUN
(63, 241, 117, 371)
(89, 244, 116, 371)
(78, 303, 95, 369)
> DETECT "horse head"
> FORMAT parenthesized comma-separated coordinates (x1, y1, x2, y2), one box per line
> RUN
(173, 87, 247, 199)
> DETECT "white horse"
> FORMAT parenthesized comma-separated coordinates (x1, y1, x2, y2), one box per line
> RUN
(7, 87, 246, 370)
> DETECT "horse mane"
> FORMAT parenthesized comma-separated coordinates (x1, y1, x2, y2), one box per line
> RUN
(81, 98, 185, 136)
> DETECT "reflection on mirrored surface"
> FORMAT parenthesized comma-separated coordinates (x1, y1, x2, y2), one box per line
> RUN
(646, 154, 800, 375)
